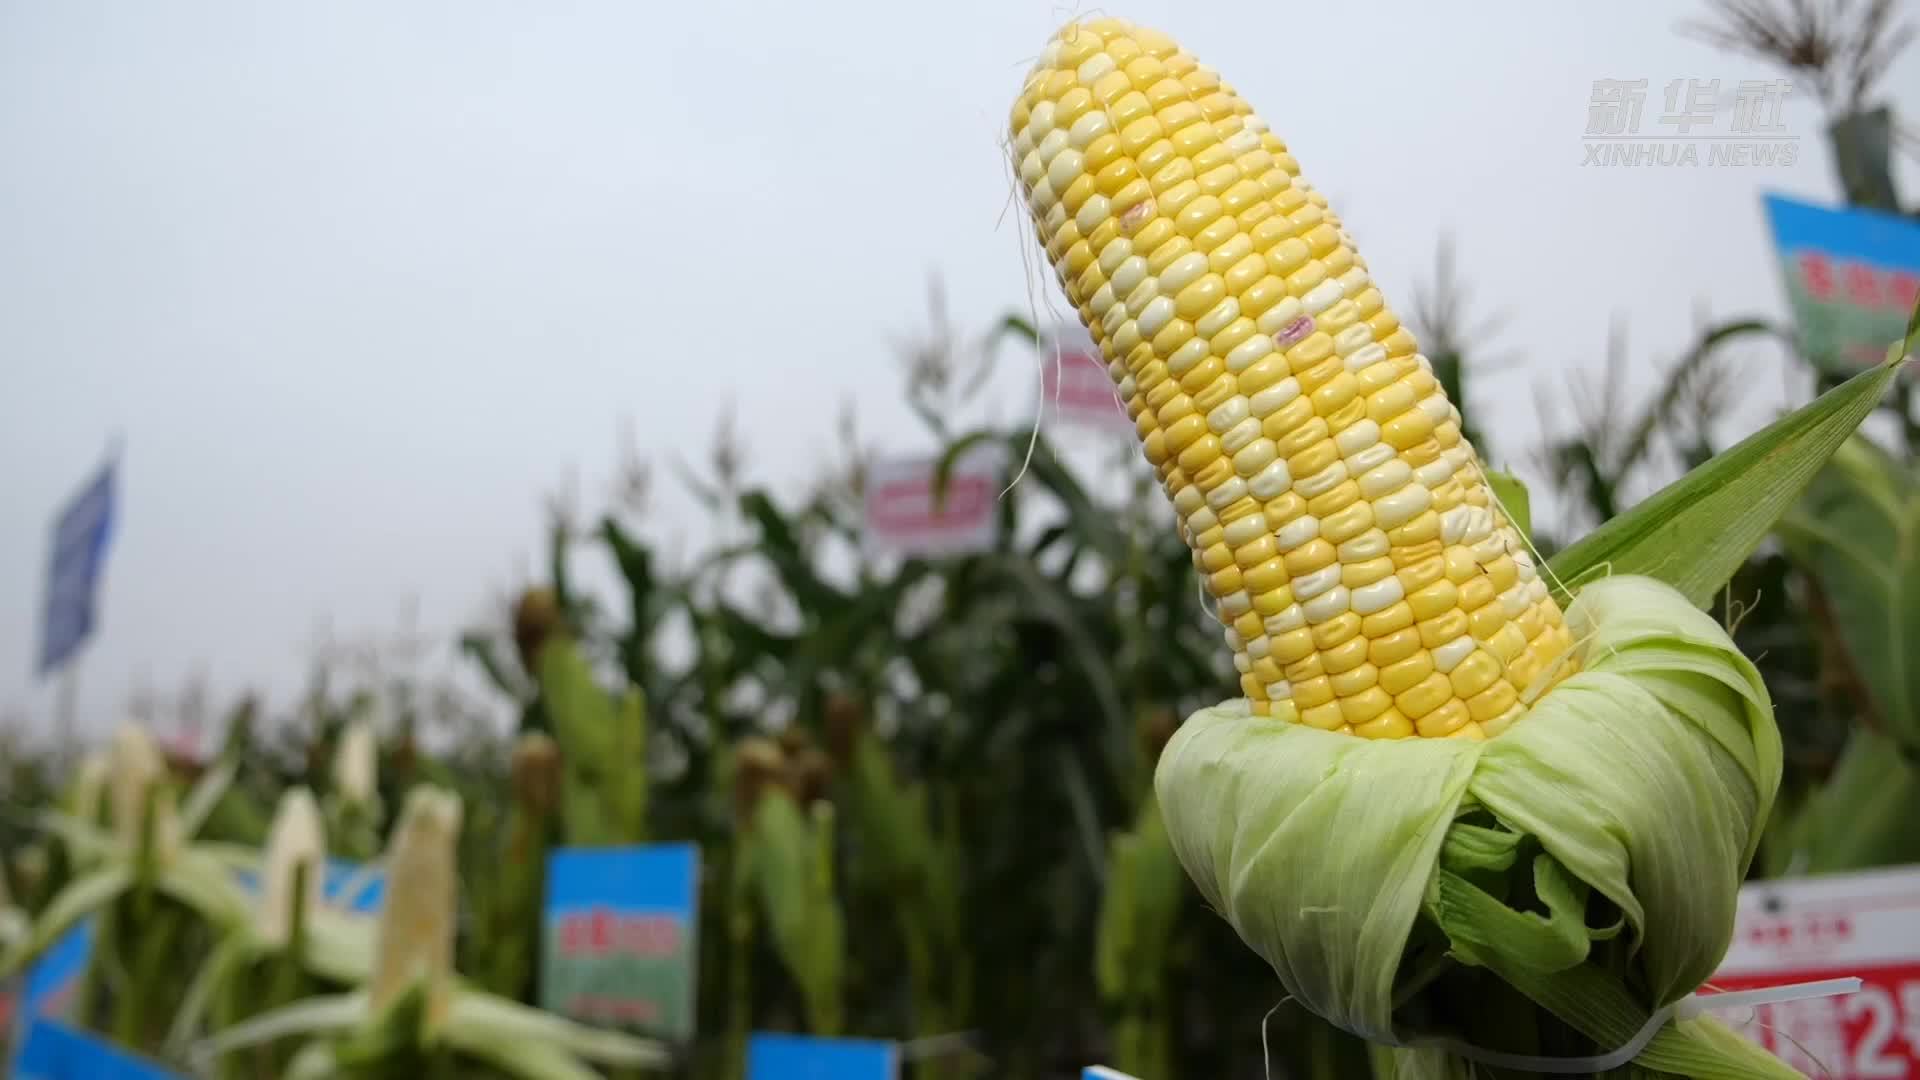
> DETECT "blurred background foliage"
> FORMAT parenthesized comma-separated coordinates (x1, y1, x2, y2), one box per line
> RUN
(3, 2, 1918, 1077)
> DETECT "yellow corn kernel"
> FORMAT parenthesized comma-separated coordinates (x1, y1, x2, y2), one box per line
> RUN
(1339, 687, 1394, 725)
(1448, 650, 1501, 700)
(1321, 635, 1371, 675)
(1311, 612, 1362, 650)
(1406, 580, 1458, 622)
(1328, 663, 1378, 697)
(1284, 655, 1324, 683)
(1415, 699, 1472, 738)
(1353, 706, 1414, 739)
(1299, 701, 1345, 730)
(1379, 651, 1435, 697)
(1361, 601, 1415, 638)
(1292, 675, 1334, 709)
(1269, 627, 1316, 664)
(1368, 627, 1422, 667)
(1395, 673, 1453, 720)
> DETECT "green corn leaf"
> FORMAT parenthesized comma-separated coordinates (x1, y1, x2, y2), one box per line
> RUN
(1483, 471, 1532, 547)
(1548, 322, 1914, 609)
(1770, 728, 1920, 873)
(178, 754, 239, 840)
(460, 631, 529, 702)
(188, 989, 370, 1069)
(1776, 434, 1920, 751)
(451, 1033, 604, 1080)
(166, 934, 255, 1055)
(446, 991, 672, 1068)
(0, 864, 132, 978)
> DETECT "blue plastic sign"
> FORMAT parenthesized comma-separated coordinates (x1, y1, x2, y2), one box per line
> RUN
(20, 920, 93, 1021)
(37, 457, 117, 677)
(1083, 1068, 1143, 1080)
(746, 1033, 900, 1080)
(540, 843, 700, 1043)
(10, 1019, 185, 1079)
(229, 858, 386, 914)
(1762, 193, 1920, 375)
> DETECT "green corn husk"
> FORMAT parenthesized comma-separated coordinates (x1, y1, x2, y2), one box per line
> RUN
(745, 790, 846, 1036)
(324, 715, 385, 862)
(537, 634, 649, 846)
(1157, 575, 1798, 1078)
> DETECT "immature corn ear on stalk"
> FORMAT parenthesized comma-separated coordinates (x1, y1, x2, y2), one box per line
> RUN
(1010, 19, 1800, 1078)
(260, 788, 327, 950)
(326, 715, 385, 861)
(371, 786, 463, 1033)
(1009, 25, 1575, 739)
(108, 721, 181, 860)
(535, 633, 649, 845)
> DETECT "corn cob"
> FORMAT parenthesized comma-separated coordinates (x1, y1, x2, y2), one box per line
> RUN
(1009, 19, 1576, 738)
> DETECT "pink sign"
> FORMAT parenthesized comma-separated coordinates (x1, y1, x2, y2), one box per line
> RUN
(1699, 864, 1920, 1077)
(861, 446, 1002, 559)
(1040, 329, 1132, 433)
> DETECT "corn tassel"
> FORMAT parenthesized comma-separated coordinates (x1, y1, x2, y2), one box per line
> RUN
(1008, 20, 1576, 738)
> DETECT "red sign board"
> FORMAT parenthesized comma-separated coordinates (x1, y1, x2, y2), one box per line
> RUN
(1040, 328, 1132, 433)
(1698, 864, 1920, 1077)
(861, 447, 1001, 559)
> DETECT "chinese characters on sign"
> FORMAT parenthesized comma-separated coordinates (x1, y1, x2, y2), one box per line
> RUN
(1583, 78, 1797, 167)
(860, 444, 1003, 559)
(1699, 864, 1920, 1078)
(538, 844, 700, 1045)
(1762, 192, 1920, 375)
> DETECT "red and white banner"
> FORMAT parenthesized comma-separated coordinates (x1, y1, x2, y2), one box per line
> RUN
(1700, 864, 1920, 1078)
(861, 445, 1002, 559)
(1040, 325, 1132, 434)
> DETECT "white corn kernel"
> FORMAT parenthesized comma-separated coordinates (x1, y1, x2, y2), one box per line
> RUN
(1373, 484, 1432, 530)
(1338, 528, 1389, 561)
(1248, 458, 1292, 500)
(1351, 576, 1405, 615)
(1221, 417, 1262, 454)
(1357, 460, 1411, 500)
(1294, 461, 1349, 499)
(1294, 565, 1342, 602)
(1264, 606, 1305, 635)
(1302, 584, 1350, 623)
(1204, 476, 1250, 510)
(1335, 419, 1381, 458)
(1248, 377, 1301, 416)
(1276, 514, 1321, 551)
(1432, 636, 1476, 673)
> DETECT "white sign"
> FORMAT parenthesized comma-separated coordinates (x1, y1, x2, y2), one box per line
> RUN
(1700, 864, 1920, 1078)
(861, 445, 1002, 559)
(1040, 324, 1133, 434)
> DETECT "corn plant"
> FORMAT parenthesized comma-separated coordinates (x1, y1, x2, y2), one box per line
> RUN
(191, 785, 671, 1080)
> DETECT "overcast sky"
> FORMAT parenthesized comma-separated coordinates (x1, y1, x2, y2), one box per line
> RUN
(4, 1, 1916, 746)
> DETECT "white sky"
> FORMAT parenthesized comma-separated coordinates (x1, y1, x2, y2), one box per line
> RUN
(4, 1, 1916, 745)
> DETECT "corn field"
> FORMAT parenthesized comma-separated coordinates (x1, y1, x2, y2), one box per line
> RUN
(4, 4, 1919, 1079)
